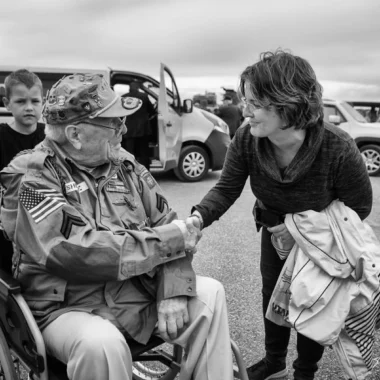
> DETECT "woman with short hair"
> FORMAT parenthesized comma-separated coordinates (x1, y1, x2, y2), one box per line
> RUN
(188, 49, 372, 380)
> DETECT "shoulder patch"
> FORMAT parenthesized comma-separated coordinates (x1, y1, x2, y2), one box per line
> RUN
(60, 210, 86, 239)
(156, 193, 169, 213)
(141, 170, 156, 189)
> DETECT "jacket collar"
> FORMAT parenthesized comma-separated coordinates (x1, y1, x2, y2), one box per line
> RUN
(255, 120, 324, 183)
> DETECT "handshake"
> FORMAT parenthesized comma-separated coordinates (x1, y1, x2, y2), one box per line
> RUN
(172, 213, 203, 253)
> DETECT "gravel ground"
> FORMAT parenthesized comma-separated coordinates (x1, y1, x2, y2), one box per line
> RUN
(154, 169, 380, 380)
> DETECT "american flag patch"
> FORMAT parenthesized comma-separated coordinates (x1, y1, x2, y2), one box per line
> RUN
(20, 187, 66, 223)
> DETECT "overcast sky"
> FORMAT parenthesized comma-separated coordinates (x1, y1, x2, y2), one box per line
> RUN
(1, 0, 379, 101)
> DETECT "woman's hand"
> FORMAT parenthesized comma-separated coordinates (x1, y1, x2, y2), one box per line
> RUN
(267, 223, 295, 251)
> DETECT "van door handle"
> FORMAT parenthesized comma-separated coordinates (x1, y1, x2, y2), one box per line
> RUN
(166, 121, 172, 127)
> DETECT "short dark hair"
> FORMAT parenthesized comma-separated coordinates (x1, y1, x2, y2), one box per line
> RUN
(223, 95, 232, 101)
(4, 69, 43, 99)
(238, 49, 323, 130)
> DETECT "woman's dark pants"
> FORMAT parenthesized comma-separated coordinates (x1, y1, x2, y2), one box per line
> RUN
(260, 227, 324, 379)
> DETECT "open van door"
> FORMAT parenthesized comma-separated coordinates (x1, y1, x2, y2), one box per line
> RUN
(157, 63, 183, 171)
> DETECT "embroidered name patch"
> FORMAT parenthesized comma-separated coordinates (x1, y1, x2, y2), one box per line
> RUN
(77, 181, 89, 193)
(65, 182, 78, 193)
(65, 181, 88, 193)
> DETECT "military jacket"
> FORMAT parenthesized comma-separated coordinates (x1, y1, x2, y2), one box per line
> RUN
(0, 138, 196, 344)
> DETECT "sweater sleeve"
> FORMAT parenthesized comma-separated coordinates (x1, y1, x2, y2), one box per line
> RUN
(334, 139, 372, 220)
(192, 133, 249, 227)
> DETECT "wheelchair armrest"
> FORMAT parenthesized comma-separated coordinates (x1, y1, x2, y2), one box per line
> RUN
(0, 268, 21, 301)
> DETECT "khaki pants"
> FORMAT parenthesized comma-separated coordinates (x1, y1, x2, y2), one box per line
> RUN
(42, 276, 233, 380)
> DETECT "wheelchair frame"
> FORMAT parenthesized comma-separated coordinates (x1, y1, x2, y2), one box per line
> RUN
(0, 268, 249, 380)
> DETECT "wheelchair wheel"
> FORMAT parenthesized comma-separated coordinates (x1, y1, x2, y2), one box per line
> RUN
(132, 342, 182, 380)
(0, 327, 17, 380)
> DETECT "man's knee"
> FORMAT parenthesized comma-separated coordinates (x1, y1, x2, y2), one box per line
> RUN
(191, 276, 227, 313)
(75, 319, 130, 360)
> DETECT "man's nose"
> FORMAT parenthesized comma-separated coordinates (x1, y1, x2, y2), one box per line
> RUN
(121, 123, 127, 135)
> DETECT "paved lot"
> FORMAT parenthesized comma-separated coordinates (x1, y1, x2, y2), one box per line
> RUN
(153, 169, 380, 380)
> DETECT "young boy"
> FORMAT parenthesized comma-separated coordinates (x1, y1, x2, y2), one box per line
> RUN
(0, 69, 45, 272)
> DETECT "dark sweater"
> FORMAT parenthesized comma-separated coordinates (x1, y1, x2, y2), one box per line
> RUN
(193, 121, 372, 227)
(0, 123, 45, 171)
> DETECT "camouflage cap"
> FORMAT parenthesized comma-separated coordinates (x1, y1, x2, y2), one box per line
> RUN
(43, 73, 142, 125)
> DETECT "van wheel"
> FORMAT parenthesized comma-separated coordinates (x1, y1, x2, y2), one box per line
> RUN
(360, 144, 380, 176)
(174, 146, 210, 182)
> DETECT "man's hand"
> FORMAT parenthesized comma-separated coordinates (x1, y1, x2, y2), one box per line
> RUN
(157, 296, 189, 340)
(267, 223, 295, 251)
(185, 215, 201, 231)
(172, 219, 202, 250)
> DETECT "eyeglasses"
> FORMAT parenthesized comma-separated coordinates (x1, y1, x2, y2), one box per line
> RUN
(78, 116, 126, 137)
(241, 98, 269, 112)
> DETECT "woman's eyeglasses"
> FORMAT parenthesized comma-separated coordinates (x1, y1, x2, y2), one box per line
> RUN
(241, 98, 269, 112)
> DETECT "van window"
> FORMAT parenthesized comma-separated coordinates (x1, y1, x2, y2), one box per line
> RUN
(113, 84, 130, 97)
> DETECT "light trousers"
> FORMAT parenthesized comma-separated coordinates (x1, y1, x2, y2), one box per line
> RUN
(42, 276, 233, 380)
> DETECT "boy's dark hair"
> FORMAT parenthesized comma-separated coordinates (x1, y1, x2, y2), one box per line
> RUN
(238, 49, 324, 130)
(4, 69, 43, 99)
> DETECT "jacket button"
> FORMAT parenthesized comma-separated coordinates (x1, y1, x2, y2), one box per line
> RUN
(53, 289, 58, 294)
(187, 287, 192, 292)
(373, 264, 376, 268)
(166, 253, 172, 258)
(187, 278, 192, 283)
(344, 217, 348, 221)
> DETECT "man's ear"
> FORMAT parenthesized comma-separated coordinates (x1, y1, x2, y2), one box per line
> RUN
(65, 125, 82, 150)
(3, 97, 9, 110)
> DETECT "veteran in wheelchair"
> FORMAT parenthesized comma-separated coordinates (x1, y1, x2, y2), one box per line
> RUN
(0, 73, 248, 380)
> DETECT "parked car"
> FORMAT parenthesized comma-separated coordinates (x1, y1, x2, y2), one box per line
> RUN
(0, 64, 231, 182)
(323, 98, 380, 175)
(346, 101, 380, 123)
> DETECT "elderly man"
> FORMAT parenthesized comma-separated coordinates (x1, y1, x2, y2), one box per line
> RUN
(0, 73, 233, 380)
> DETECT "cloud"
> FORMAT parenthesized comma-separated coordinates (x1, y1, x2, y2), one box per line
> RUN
(1, 0, 379, 99)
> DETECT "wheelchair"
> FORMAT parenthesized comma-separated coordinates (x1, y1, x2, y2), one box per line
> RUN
(0, 261, 249, 380)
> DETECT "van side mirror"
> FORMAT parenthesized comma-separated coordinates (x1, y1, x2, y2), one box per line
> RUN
(182, 99, 193, 113)
(328, 115, 341, 124)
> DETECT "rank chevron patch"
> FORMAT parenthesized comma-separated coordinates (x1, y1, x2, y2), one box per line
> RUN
(60, 210, 86, 239)
(156, 193, 169, 213)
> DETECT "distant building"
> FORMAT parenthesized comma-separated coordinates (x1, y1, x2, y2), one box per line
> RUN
(193, 91, 217, 112)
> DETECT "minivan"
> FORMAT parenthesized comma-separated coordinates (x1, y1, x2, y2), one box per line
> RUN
(0, 64, 230, 182)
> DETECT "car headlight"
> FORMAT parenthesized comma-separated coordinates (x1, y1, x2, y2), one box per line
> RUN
(200, 110, 230, 134)
(215, 120, 229, 135)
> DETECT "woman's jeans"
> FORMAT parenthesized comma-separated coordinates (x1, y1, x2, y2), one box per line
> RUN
(260, 227, 324, 379)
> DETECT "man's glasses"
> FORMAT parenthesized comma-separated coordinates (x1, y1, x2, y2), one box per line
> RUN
(79, 116, 126, 136)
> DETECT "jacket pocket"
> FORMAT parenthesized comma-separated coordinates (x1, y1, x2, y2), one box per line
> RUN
(18, 262, 67, 302)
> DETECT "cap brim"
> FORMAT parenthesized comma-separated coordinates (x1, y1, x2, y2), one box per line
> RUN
(93, 95, 143, 118)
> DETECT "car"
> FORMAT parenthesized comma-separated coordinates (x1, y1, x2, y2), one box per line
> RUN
(323, 98, 380, 175)
(346, 101, 380, 123)
(0, 64, 231, 182)
(0, 84, 13, 124)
